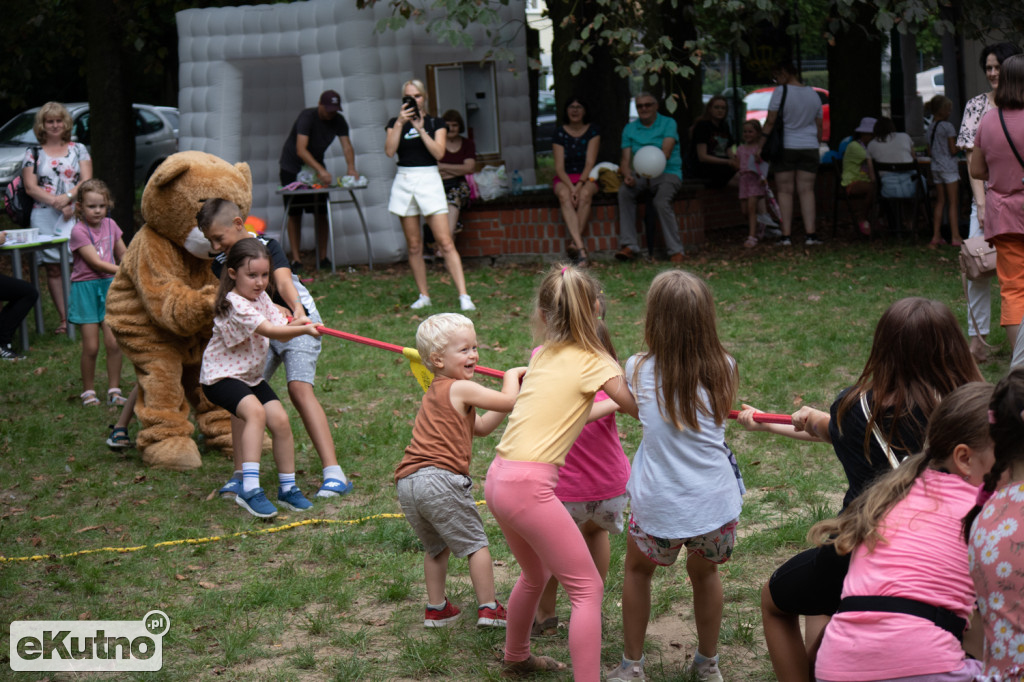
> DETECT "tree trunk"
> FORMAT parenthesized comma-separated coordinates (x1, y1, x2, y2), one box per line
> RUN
(84, 0, 136, 240)
(655, 0, 700, 160)
(547, 0, 630, 165)
(827, 15, 883, 148)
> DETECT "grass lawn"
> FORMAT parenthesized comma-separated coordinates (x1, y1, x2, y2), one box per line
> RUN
(0, 233, 1011, 680)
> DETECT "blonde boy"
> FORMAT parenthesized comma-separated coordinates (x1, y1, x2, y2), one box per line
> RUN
(395, 313, 526, 627)
(197, 199, 351, 499)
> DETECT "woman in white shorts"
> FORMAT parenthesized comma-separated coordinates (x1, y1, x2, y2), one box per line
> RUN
(386, 80, 474, 312)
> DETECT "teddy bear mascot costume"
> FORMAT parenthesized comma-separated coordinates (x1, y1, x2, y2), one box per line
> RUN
(106, 151, 253, 470)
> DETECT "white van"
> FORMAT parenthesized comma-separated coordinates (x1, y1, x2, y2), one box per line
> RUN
(916, 66, 944, 101)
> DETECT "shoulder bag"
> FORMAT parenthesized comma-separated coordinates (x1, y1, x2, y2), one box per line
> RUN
(762, 85, 787, 163)
(859, 393, 900, 469)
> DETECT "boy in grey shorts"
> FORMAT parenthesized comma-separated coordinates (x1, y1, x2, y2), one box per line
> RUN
(394, 313, 526, 628)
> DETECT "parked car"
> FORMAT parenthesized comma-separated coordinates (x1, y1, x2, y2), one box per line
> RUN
(916, 66, 944, 101)
(534, 90, 558, 153)
(743, 86, 830, 141)
(0, 103, 179, 188)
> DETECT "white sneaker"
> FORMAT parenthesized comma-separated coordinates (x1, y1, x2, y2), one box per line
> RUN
(410, 294, 432, 310)
(608, 658, 646, 681)
(688, 655, 723, 682)
(459, 295, 476, 312)
(757, 212, 779, 227)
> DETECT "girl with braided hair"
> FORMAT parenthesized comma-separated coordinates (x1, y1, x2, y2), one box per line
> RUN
(963, 368, 1024, 681)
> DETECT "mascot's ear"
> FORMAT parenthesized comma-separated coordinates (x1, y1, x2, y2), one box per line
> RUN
(234, 162, 252, 191)
(148, 155, 191, 189)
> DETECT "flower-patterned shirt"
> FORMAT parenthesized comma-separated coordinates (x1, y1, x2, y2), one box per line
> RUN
(957, 92, 993, 150)
(968, 481, 1024, 680)
(23, 143, 90, 207)
(200, 291, 287, 387)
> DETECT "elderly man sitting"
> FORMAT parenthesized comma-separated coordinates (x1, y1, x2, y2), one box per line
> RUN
(615, 93, 684, 263)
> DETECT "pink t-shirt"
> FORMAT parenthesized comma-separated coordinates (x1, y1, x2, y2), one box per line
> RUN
(816, 469, 978, 681)
(200, 291, 287, 386)
(975, 108, 1024, 240)
(69, 218, 122, 282)
(554, 391, 631, 502)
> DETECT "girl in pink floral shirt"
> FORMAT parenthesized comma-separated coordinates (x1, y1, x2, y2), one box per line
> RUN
(200, 239, 320, 519)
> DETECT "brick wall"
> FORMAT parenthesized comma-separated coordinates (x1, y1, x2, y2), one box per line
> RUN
(456, 169, 838, 259)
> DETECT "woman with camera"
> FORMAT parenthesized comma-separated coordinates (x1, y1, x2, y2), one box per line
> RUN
(386, 80, 474, 312)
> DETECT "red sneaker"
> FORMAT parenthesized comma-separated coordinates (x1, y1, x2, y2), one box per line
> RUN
(424, 599, 461, 628)
(476, 601, 507, 628)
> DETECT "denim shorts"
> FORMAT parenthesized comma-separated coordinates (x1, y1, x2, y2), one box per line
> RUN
(396, 466, 489, 558)
(628, 515, 738, 566)
(264, 308, 322, 385)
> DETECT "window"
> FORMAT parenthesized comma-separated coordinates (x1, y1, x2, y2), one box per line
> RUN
(427, 61, 501, 160)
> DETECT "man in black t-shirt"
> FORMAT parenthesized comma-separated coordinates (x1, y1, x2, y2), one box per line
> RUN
(279, 90, 359, 271)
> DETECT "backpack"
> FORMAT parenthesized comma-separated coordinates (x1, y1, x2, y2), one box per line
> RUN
(3, 147, 39, 227)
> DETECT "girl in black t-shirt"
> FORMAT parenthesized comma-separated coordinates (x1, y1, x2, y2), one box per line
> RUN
(737, 297, 983, 682)
(386, 80, 474, 312)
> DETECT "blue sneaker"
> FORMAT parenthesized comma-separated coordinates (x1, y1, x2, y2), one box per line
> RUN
(316, 478, 354, 498)
(277, 486, 313, 512)
(235, 487, 278, 518)
(218, 477, 242, 498)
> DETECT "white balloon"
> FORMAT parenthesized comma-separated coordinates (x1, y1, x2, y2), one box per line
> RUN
(633, 145, 667, 178)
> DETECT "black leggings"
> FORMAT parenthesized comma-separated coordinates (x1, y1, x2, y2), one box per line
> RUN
(0, 274, 39, 348)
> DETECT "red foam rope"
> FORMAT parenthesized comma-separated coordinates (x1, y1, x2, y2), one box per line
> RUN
(727, 410, 793, 425)
(317, 325, 505, 379)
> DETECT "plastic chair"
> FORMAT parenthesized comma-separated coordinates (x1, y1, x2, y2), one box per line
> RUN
(873, 160, 932, 239)
(830, 156, 869, 236)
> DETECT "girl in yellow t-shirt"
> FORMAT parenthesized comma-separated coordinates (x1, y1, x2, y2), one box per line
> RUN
(484, 264, 638, 680)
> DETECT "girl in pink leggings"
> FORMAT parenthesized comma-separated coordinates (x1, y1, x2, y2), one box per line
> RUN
(485, 264, 638, 680)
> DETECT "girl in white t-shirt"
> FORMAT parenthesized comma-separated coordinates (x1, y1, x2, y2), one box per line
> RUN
(610, 270, 742, 682)
(200, 238, 320, 519)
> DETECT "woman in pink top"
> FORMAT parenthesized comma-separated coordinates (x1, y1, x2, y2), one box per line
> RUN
(809, 382, 994, 682)
(531, 316, 631, 637)
(970, 54, 1024, 358)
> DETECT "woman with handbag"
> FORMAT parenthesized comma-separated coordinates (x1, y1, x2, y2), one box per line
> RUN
(737, 298, 982, 682)
(21, 102, 93, 335)
(959, 42, 1022, 362)
(970, 53, 1024, 356)
(761, 61, 824, 247)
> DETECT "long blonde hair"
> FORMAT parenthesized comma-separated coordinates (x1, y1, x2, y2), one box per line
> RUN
(632, 270, 737, 430)
(809, 382, 993, 555)
(532, 264, 612, 365)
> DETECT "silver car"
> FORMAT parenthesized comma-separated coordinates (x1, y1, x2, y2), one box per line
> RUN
(0, 103, 178, 188)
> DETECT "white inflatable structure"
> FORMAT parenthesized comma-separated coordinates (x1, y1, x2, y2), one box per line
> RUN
(177, 1, 533, 265)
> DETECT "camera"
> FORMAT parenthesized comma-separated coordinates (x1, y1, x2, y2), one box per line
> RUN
(401, 95, 420, 120)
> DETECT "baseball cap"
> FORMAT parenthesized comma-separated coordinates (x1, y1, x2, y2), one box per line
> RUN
(319, 90, 342, 113)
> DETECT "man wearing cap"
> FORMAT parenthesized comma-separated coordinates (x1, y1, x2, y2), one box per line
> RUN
(279, 90, 359, 270)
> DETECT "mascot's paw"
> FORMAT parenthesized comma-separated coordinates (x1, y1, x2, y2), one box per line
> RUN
(202, 431, 234, 453)
(142, 437, 203, 471)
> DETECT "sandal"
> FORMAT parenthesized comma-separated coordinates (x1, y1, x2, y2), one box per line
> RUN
(531, 616, 559, 637)
(81, 390, 100, 407)
(743, 235, 758, 248)
(566, 244, 580, 263)
(577, 249, 589, 267)
(107, 388, 128, 406)
(54, 320, 67, 335)
(501, 654, 567, 677)
(106, 425, 133, 450)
